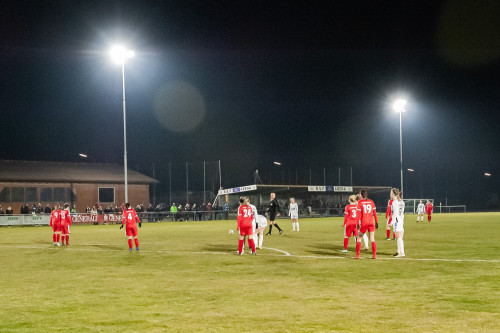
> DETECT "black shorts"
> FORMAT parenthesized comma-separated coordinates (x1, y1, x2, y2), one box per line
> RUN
(269, 213, 277, 221)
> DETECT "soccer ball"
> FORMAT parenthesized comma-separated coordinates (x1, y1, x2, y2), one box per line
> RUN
(229, 229, 234, 234)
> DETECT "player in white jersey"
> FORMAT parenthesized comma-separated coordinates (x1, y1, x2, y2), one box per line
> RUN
(391, 188, 405, 257)
(416, 200, 425, 222)
(289, 198, 299, 231)
(255, 215, 268, 249)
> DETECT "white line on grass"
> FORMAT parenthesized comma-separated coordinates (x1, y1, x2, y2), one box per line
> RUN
(2, 244, 500, 263)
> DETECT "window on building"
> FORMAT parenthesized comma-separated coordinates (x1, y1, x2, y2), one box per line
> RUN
(25, 187, 37, 202)
(0, 187, 10, 202)
(53, 188, 65, 202)
(40, 188, 53, 202)
(99, 187, 114, 203)
(11, 187, 24, 202)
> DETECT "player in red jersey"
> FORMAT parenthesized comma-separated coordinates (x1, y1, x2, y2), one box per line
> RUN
(425, 200, 433, 222)
(50, 204, 62, 246)
(236, 196, 256, 255)
(60, 203, 73, 246)
(120, 203, 141, 251)
(355, 189, 378, 259)
(342, 195, 359, 253)
(385, 198, 394, 240)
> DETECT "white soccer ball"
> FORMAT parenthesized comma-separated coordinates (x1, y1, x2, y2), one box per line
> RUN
(229, 229, 234, 234)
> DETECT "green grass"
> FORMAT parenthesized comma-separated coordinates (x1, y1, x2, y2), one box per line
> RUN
(1, 213, 499, 332)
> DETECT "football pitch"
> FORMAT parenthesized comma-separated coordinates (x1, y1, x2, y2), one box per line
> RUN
(1, 213, 499, 332)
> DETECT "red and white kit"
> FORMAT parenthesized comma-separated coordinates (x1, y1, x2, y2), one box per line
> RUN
(237, 204, 254, 236)
(122, 208, 140, 237)
(357, 198, 378, 233)
(343, 203, 359, 238)
(425, 202, 433, 222)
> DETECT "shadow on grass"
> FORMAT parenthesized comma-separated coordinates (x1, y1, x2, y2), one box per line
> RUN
(202, 243, 236, 253)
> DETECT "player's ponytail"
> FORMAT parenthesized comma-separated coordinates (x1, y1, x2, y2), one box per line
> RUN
(349, 195, 356, 203)
(391, 188, 401, 200)
(360, 189, 367, 199)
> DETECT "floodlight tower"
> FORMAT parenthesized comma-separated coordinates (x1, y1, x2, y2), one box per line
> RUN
(393, 99, 407, 197)
(109, 45, 134, 203)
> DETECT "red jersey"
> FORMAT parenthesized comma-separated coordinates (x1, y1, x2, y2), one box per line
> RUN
(237, 204, 254, 229)
(425, 202, 433, 213)
(60, 209, 72, 226)
(343, 204, 359, 227)
(357, 198, 378, 225)
(122, 208, 140, 227)
(385, 199, 393, 219)
(50, 210, 61, 226)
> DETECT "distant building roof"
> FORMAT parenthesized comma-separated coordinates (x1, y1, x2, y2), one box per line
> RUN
(0, 160, 158, 184)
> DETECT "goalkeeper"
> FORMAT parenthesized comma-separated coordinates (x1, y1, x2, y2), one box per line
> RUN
(120, 203, 142, 251)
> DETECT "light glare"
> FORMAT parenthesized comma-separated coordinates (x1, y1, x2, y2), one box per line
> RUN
(407, 168, 414, 172)
(273, 161, 282, 166)
(109, 45, 134, 65)
(393, 99, 407, 112)
(485, 172, 491, 176)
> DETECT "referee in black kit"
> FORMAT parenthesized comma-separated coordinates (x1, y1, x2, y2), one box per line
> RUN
(265, 193, 283, 235)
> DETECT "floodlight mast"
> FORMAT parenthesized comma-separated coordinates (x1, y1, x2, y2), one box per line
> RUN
(393, 99, 407, 197)
(109, 45, 134, 203)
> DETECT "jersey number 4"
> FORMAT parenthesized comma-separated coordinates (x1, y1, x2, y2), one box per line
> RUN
(243, 208, 252, 218)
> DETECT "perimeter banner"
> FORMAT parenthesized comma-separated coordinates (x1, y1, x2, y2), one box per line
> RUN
(218, 185, 257, 195)
(308, 186, 353, 192)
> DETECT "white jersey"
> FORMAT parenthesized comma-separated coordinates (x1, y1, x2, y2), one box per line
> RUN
(249, 204, 258, 228)
(417, 203, 425, 214)
(256, 215, 268, 228)
(391, 199, 405, 232)
(289, 203, 299, 219)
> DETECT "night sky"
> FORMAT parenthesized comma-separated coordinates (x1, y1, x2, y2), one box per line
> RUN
(1, 1, 499, 209)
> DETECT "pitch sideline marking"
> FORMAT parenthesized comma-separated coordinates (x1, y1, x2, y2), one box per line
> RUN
(2, 244, 500, 263)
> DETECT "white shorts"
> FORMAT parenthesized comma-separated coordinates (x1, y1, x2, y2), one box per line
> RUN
(393, 217, 404, 232)
(256, 215, 268, 228)
(417, 211, 424, 215)
(290, 213, 298, 219)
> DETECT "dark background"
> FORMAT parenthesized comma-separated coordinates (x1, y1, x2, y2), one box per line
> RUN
(1, 1, 499, 209)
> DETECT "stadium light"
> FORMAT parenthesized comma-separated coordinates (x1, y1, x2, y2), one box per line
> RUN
(393, 98, 407, 197)
(407, 168, 414, 172)
(78, 153, 88, 158)
(484, 172, 491, 177)
(109, 44, 134, 203)
(273, 161, 282, 166)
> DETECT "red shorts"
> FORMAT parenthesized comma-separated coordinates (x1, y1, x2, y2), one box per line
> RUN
(239, 226, 253, 236)
(360, 223, 375, 234)
(126, 226, 138, 237)
(426, 211, 432, 215)
(52, 224, 61, 232)
(61, 224, 70, 234)
(344, 224, 358, 237)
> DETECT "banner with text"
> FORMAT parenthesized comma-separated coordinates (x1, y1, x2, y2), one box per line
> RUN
(218, 185, 257, 195)
(308, 186, 353, 192)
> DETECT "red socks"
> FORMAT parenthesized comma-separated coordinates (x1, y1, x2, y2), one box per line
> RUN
(428, 216, 431, 222)
(61, 235, 65, 244)
(344, 238, 349, 250)
(65, 235, 69, 245)
(371, 242, 377, 259)
(53, 234, 56, 242)
(128, 239, 133, 249)
(238, 239, 244, 254)
(356, 242, 361, 258)
(386, 230, 391, 238)
(248, 238, 256, 253)
(57, 234, 60, 242)
(134, 238, 139, 248)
